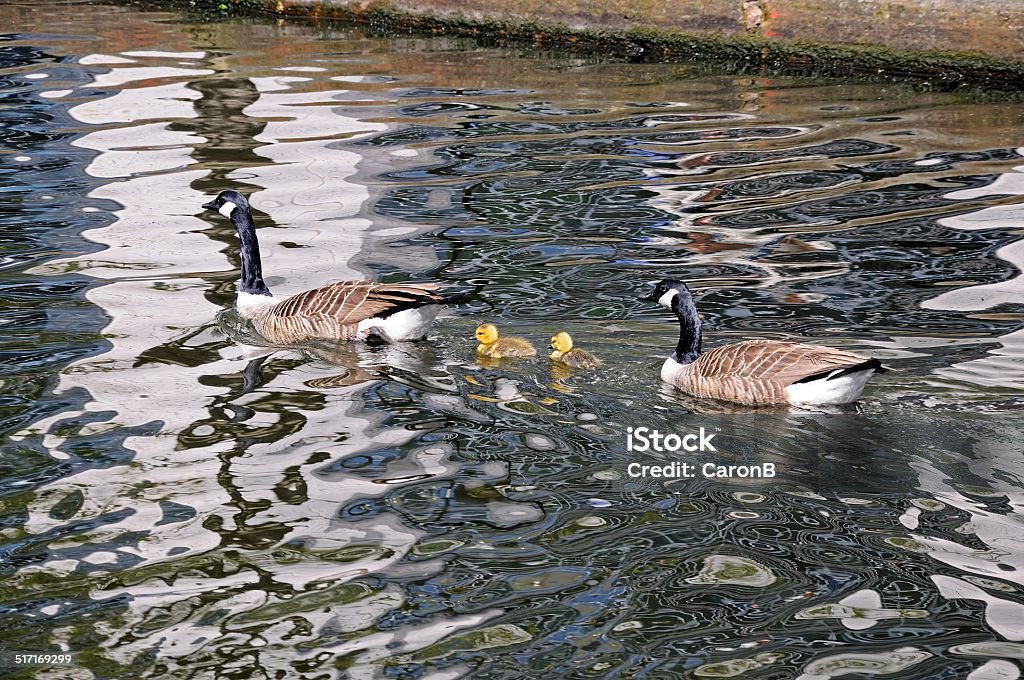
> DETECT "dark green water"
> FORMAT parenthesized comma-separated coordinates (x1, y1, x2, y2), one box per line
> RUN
(1, 2, 1024, 678)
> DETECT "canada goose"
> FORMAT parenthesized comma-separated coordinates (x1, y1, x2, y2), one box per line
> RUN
(203, 190, 448, 344)
(475, 323, 536, 358)
(549, 332, 601, 369)
(639, 279, 885, 406)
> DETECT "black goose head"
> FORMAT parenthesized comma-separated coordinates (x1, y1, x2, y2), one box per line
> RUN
(202, 190, 270, 297)
(637, 278, 693, 309)
(202, 190, 251, 219)
(638, 278, 702, 363)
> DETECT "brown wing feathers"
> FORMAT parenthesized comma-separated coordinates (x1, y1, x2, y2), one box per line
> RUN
(269, 282, 442, 324)
(693, 340, 872, 385)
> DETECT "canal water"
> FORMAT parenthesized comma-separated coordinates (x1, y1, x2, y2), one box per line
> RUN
(1, 2, 1023, 677)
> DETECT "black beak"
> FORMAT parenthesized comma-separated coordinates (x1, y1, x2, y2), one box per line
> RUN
(548, 344, 555, 351)
(637, 289, 657, 302)
(201, 200, 218, 211)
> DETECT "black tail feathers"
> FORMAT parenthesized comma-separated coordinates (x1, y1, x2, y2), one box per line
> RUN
(793, 358, 887, 385)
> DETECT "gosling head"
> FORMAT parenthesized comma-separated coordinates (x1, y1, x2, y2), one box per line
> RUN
(638, 278, 692, 309)
(475, 323, 499, 346)
(202, 190, 250, 220)
(549, 331, 573, 358)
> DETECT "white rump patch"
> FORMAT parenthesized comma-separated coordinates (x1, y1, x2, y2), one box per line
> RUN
(786, 368, 876, 406)
(657, 289, 679, 308)
(357, 305, 442, 342)
(219, 201, 238, 218)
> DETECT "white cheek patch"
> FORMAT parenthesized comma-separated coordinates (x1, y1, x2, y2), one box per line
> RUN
(657, 289, 679, 308)
(218, 201, 237, 218)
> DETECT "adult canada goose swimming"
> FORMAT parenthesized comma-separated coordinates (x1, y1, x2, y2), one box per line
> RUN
(203, 190, 448, 345)
(549, 332, 601, 369)
(475, 323, 537, 359)
(639, 279, 885, 406)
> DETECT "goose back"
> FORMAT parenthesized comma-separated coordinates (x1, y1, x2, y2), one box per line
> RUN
(251, 281, 446, 344)
(478, 336, 537, 358)
(558, 347, 601, 369)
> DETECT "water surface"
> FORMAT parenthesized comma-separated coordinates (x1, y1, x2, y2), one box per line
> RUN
(1, 2, 1024, 678)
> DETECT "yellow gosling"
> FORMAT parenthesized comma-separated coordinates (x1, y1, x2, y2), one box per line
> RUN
(549, 331, 600, 369)
(475, 323, 537, 359)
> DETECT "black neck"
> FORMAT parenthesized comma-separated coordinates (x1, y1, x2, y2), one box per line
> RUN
(671, 293, 702, 364)
(230, 206, 272, 297)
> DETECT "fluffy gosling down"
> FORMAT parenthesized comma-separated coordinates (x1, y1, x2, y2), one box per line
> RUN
(639, 279, 886, 406)
(475, 323, 537, 359)
(203, 190, 451, 344)
(549, 332, 601, 369)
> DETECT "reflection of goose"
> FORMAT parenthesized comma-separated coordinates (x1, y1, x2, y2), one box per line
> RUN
(639, 279, 886, 406)
(474, 323, 536, 358)
(203, 190, 449, 344)
(549, 332, 600, 369)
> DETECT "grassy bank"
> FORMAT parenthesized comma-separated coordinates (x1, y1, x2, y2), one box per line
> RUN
(131, 0, 1024, 90)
